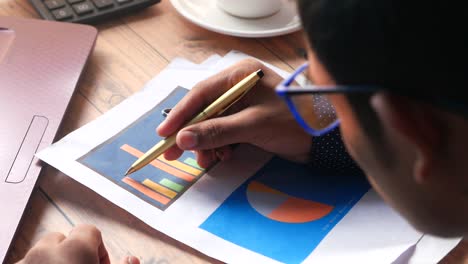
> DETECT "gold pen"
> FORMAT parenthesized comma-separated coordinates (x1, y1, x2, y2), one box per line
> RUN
(124, 69, 264, 176)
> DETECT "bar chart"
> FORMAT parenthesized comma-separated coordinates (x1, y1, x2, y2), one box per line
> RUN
(79, 87, 206, 210)
(119, 144, 203, 207)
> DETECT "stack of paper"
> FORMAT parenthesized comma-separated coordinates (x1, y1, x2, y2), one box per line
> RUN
(37, 51, 461, 264)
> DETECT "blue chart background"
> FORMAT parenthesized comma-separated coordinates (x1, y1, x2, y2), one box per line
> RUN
(200, 157, 370, 263)
(79, 87, 198, 210)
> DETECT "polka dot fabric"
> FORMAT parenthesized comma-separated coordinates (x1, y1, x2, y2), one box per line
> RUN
(309, 126, 361, 173)
(312, 94, 337, 128)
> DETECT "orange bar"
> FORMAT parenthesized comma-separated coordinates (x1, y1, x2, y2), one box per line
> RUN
(157, 156, 203, 176)
(120, 144, 195, 182)
(122, 177, 170, 205)
(142, 179, 177, 198)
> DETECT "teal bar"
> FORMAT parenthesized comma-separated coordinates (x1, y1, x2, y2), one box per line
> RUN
(160, 178, 184, 192)
(184, 157, 203, 170)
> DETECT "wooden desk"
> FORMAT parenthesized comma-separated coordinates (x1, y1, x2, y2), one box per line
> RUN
(1, 1, 466, 263)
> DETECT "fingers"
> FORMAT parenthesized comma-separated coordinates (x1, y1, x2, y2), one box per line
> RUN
(98, 242, 111, 264)
(195, 150, 217, 169)
(65, 224, 109, 264)
(163, 145, 183, 160)
(195, 146, 233, 168)
(157, 59, 265, 137)
(176, 109, 256, 151)
(33, 232, 66, 248)
(67, 224, 103, 249)
(120, 256, 140, 264)
(214, 145, 233, 162)
(19, 225, 114, 264)
(157, 76, 229, 137)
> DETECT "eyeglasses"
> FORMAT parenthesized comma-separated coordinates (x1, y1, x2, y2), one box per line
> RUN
(275, 63, 378, 137)
(276, 63, 468, 137)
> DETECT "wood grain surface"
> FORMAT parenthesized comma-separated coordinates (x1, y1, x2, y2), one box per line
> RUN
(1, 0, 465, 263)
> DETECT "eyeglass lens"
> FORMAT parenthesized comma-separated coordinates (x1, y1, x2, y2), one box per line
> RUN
(289, 93, 337, 130)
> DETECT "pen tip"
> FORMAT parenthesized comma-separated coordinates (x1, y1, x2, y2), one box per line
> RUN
(124, 168, 133, 176)
(256, 69, 264, 78)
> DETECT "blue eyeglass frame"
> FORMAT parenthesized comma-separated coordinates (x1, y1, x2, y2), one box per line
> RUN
(275, 63, 379, 137)
(276, 63, 468, 137)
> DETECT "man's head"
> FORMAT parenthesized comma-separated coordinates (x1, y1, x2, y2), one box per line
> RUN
(297, 0, 468, 237)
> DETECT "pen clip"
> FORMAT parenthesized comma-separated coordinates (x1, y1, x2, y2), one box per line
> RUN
(216, 90, 248, 116)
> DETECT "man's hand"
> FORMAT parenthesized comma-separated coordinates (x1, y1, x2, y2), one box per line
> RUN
(17, 225, 139, 264)
(157, 59, 312, 168)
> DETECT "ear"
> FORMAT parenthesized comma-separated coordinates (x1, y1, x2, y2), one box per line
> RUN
(370, 93, 443, 184)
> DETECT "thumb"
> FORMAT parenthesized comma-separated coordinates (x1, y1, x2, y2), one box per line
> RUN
(176, 111, 253, 150)
(120, 256, 140, 264)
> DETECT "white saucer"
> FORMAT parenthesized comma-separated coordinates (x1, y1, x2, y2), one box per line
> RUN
(170, 0, 302, 38)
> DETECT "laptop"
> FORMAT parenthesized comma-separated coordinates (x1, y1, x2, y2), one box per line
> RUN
(0, 16, 97, 263)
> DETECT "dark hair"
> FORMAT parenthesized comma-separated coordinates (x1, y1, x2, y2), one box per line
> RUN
(297, 1, 468, 166)
(297, 0, 467, 101)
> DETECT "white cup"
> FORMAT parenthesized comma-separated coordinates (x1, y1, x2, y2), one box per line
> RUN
(217, 0, 283, 18)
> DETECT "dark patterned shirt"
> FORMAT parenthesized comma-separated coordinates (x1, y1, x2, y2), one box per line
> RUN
(309, 126, 361, 173)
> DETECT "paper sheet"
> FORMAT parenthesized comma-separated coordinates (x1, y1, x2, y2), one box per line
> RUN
(38, 51, 458, 263)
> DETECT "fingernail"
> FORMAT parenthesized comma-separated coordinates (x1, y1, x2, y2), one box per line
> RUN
(156, 122, 164, 132)
(127, 256, 139, 264)
(370, 92, 386, 110)
(158, 118, 168, 127)
(210, 149, 218, 162)
(178, 131, 198, 149)
(215, 150, 224, 161)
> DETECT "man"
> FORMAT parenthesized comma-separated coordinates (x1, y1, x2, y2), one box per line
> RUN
(19, 0, 467, 263)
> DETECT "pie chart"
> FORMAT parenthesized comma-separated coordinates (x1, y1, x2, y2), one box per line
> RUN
(246, 180, 334, 223)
